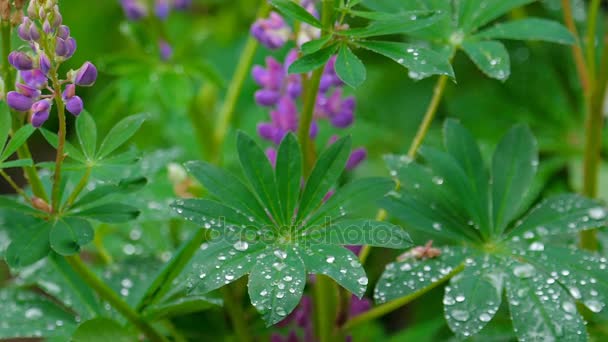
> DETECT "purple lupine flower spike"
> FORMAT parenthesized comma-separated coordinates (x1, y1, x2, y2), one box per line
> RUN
(155, 0, 170, 20)
(120, 0, 147, 20)
(6, 91, 35, 111)
(20, 69, 47, 89)
(8, 52, 34, 70)
(39, 52, 51, 74)
(57, 25, 70, 40)
(251, 12, 291, 50)
(18, 18, 32, 41)
(73, 62, 97, 87)
(65, 96, 83, 116)
(30, 99, 52, 127)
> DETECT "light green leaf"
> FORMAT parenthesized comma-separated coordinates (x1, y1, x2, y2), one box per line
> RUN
(70, 177, 147, 209)
(40, 128, 87, 163)
(462, 40, 510, 81)
(276, 133, 302, 224)
(97, 114, 147, 159)
(491, 124, 538, 234)
(289, 44, 338, 74)
(340, 11, 441, 37)
(0, 158, 33, 168)
(142, 295, 221, 321)
(5, 220, 51, 268)
(474, 18, 575, 44)
(0, 124, 35, 161)
(248, 246, 306, 326)
(76, 111, 97, 159)
(72, 203, 140, 223)
(72, 318, 136, 342)
(49, 217, 94, 256)
(356, 40, 454, 78)
(301, 35, 332, 54)
(335, 45, 367, 88)
(269, 0, 322, 28)
(304, 219, 411, 248)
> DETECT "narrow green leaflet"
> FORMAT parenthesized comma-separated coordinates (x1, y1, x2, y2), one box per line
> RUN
(301, 35, 332, 54)
(444, 257, 503, 337)
(72, 318, 136, 342)
(248, 246, 306, 326)
(97, 114, 147, 158)
(172, 198, 255, 228)
(0, 159, 33, 168)
(340, 11, 441, 38)
(507, 195, 608, 239)
(0, 195, 45, 216)
(237, 132, 283, 224)
(299, 244, 367, 297)
(5, 220, 50, 268)
(185, 161, 271, 224)
(49, 217, 94, 255)
(375, 247, 466, 303)
(462, 40, 510, 81)
(506, 262, 587, 341)
(70, 177, 147, 209)
(143, 295, 221, 321)
(269, 0, 322, 28)
(457, 0, 536, 33)
(0, 288, 77, 339)
(275, 133, 302, 224)
(297, 136, 351, 222)
(40, 128, 87, 163)
(474, 18, 575, 44)
(76, 111, 97, 159)
(335, 45, 366, 88)
(71, 203, 140, 223)
(305, 219, 411, 248)
(491, 125, 538, 234)
(356, 40, 454, 78)
(289, 44, 338, 74)
(0, 124, 35, 161)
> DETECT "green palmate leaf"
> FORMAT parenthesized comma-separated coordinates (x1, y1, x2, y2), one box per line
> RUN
(340, 11, 441, 37)
(356, 40, 454, 78)
(301, 35, 332, 54)
(299, 244, 367, 297)
(474, 18, 575, 45)
(506, 262, 587, 341)
(289, 44, 338, 74)
(347, 9, 430, 21)
(335, 45, 367, 88)
(0, 158, 33, 168)
(297, 136, 351, 222)
(305, 219, 412, 248)
(72, 203, 140, 223)
(444, 257, 503, 337)
(97, 114, 147, 159)
(0, 288, 77, 339)
(70, 177, 147, 209)
(269, 0, 322, 28)
(457, 0, 536, 32)
(72, 318, 136, 342)
(491, 125, 538, 234)
(142, 295, 221, 320)
(5, 220, 51, 268)
(40, 128, 87, 163)
(76, 111, 97, 159)
(248, 246, 306, 326)
(49, 218, 94, 256)
(172, 198, 255, 228)
(507, 195, 608, 239)
(462, 40, 510, 81)
(0, 124, 35, 161)
(443, 119, 490, 231)
(305, 177, 394, 226)
(275, 133, 302, 224)
(0, 102, 10, 146)
(0, 195, 43, 216)
(185, 161, 270, 224)
(375, 247, 467, 303)
(237, 132, 283, 224)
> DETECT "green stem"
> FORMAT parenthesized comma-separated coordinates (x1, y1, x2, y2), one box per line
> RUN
(220, 286, 252, 342)
(62, 166, 92, 210)
(65, 255, 168, 342)
(50, 71, 66, 213)
(314, 274, 337, 342)
(211, 1, 270, 164)
(298, 68, 323, 172)
(407, 74, 449, 158)
(585, 0, 600, 82)
(1, 22, 48, 201)
(341, 263, 465, 331)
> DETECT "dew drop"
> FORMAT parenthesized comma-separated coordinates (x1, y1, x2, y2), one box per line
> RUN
(357, 277, 368, 285)
(513, 264, 534, 278)
(233, 241, 249, 251)
(25, 308, 42, 319)
(588, 207, 606, 220)
(326, 256, 335, 264)
(479, 313, 492, 322)
(450, 309, 470, 322)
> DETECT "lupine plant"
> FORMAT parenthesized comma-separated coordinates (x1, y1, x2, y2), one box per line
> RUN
(0, 0, 607, 341)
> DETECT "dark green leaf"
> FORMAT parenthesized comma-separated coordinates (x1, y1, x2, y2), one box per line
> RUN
(335, 45, 367, 88)
(143, 295, 221, 320)
(97, 114, 147, 158)
(462, 40, 510, 81)
(491, 124, 537, 234)
(289, 44, 338, 74)
(269, 0, 322, 28)
(301, 35, 332, 54)
(72, 203, 140, 223)
(40, 128, 87, 163)
(0, 158, 33, 168)
(356, 40, 454, 78)
(304, 219, 411, 248)
(49, 218, 94, 256)
(0, 102, 10, 148)
(70, 177, 147, 209)
(0, 124, 35, 161)
(474, 18, 575, 44)
(76, 111, 97, 159)
(172, 198, 256, 228)
(5, 220, 51, 268)
(275, 133, 302, 224)
(340, 11, 441, 38)
(72, 318, 136, 342)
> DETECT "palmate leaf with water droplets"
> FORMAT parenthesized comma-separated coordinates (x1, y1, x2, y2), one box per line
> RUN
(305, 219, 412, 249)
(375, 247, 467, 304)
(462, 40, 510, 81)
(339, 10, 443, 38)
(5, 219, 51, 268)
(506, 261, 587, 341)
(248, 246, 306, 326)
(444, 256, 504, 337)
(0, 287, 77, 339)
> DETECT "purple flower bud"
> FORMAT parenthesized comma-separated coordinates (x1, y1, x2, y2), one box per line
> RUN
(15, 83, 41, 98)
(6, 91, 35, 111)
(251, 12, 291, 50)
(38, 7, 46, 20)
(254, 89, 280, 107)
(52, 8, 63, 28)
(346, 148, 367, 170)
(57, 25, 70, 40)
(65, 38, 77, 58)
(121, 0, 148, 20)
(18, 18, 32, 41)
(8, 51, 34, 70)
(27, 1, 36, 18)
(56, 37, 78, 59)
(158, 39, 172, 61)
(265, 147, 277, 167)
(30, 99, 52, 128)
(154, 0, 170, 20)
(20, 69, 47, 89)
(347, 245, 363, 255)
(43, 19, 52, 34)
(73, 62, 97, 87)
(62, 83, 76, 99)
(39, 52, 51, 74)
(65, 96, 83, 116)
(173, 0, 192, 10)
(29, 24, 40, 41)
(257, 123, 279, 143)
